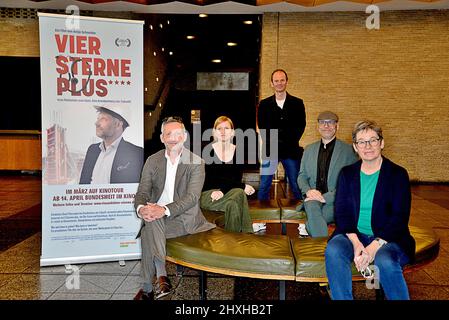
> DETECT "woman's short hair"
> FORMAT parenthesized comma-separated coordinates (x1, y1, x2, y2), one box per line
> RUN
(213, 116, 234, 130)
(352, 120, 383, 142)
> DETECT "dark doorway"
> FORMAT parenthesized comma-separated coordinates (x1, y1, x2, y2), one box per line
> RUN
(146, 14, 262, 164)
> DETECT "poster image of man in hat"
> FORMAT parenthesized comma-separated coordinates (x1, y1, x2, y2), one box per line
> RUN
(79, 105, 144, 184)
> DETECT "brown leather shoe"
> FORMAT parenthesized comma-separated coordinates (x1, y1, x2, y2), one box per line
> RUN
(155, 276, 172, 299)
(134, 289, 154, 301)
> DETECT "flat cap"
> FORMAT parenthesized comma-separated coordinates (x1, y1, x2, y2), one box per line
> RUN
(317, 111, 338, 122)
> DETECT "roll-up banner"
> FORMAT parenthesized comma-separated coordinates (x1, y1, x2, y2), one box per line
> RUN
(38, 13, 144, 266)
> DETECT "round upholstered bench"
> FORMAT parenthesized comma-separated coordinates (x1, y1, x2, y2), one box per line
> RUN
(166, 210, 294, 299)
(165, 205, 440, 300)
(166, 211, 294, 280)
(277, 198, 306, 222)
(248, 199, 281, 222)
(291, 225, 440, 282)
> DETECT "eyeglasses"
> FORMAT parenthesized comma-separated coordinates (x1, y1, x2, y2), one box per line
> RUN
(318, 120, 337, 126)
(355, 137, 381, 148)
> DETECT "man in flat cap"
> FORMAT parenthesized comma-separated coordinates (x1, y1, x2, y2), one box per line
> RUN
(79, 105, 144, 184)
(297, 111, 357, 237)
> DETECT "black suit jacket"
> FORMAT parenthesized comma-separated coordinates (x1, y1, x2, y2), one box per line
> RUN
(79, 138, 144, 184)
(257, 92, 306, 160)
(332, 157, 416, 261)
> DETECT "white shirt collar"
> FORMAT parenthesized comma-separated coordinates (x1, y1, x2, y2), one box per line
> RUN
(99, 135, 122, 152)
(164, 148, 183, 165)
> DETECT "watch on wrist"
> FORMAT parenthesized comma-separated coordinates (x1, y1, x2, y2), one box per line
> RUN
(375, 237, 387, 248)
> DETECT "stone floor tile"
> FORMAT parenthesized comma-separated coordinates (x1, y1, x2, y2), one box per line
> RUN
(433, 228, 449, 252)
(206, 277, 235, 300)
(54, 274, 126, 294)
(0, 273, 18, 288)
(404, 269, 439, 285)
(408, 284, 449, 300)
(170, 276, 200, 300)
(0, 254, 39, 274)
(420, 248, 449, 286)
(115, 275, 142, 294)
(110, 293, 136, 300)
(47, 293, 112, 300)
(352, 281, 377, 300)
(79, 260, 138, 276)
(0, 273, 66, 293)
(0, 292, 52, 300)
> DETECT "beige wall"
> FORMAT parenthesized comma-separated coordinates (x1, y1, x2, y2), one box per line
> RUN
(0, 17, 39, 56)
(260, 11, 449, 182)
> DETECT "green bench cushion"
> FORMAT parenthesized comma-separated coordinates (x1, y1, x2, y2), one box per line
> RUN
(248, 199, 281, 221)
(174, 209, 440, 282)
(291, 226, 440, 281)
(201, 209, 225, 224)
(291, 237, 329, 281)
(278, 198, 306, 221)
(409, 225, 440, 265)
(166, 228, 295, 279)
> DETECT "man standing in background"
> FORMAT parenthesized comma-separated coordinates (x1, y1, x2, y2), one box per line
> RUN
(257, 69, 306, 200)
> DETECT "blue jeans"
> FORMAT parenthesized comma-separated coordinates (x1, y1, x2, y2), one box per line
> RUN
(258, 158, 301, 200)
(325, 233, 411, 300)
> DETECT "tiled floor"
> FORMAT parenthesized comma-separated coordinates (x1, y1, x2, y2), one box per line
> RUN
(0, 174, 448, 300)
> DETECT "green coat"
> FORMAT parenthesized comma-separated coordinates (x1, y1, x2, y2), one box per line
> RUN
(297, 139, 358, 210)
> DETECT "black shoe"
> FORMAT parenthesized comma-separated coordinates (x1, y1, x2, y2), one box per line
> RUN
(134, 289, 154, 300)
(155, 276, 172, 299)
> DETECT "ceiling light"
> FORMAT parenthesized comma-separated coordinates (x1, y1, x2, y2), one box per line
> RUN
(211, 59, 221, 63)
(199, 13, 208, 18)
(153, 51, 157, 56)
(169, 51, 174, 55)
(186, 35, 196, 40)
(227, 42, 238, 47)
(149, 25, 153, 30)
(243, 20, 253, 25)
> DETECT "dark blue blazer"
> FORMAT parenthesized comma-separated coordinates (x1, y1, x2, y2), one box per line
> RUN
(332, 157, 416, 261)
(79, 138, 144, 184)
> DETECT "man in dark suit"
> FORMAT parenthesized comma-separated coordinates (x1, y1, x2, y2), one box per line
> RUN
(257, 69, 306, 200)
(133, 116, 215, 300)
(79, 105, 143, 184)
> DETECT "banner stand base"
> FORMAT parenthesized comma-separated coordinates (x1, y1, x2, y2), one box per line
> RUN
(40, 253, 141, 267)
